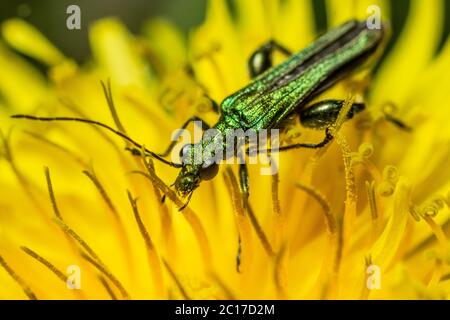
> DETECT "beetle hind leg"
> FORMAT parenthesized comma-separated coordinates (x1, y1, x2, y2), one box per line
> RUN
(274, 128, 334, 152)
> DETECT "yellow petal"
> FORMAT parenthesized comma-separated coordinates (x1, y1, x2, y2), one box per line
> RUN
(369, 179, 411, 270)
(371, 0, 444, 107)
(276, 0, 315, 49)
(326, 0, 390, 26)
(234, 0, 273, 44)
(2, 18, 65, 66)
(142, 18, 186, 73)
(89, 18, 149, 86)
(0, 44, 48, 113)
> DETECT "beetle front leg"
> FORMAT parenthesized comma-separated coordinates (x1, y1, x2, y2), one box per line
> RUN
(158, 116, 211, 157)
(248, 40, 292, 78)
(200, 94, 220, 114)
(127, 116, 210, 157)
(128, 116, 211, 157)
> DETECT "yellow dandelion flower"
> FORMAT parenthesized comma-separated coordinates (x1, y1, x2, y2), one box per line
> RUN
(1, 0, 450, 300)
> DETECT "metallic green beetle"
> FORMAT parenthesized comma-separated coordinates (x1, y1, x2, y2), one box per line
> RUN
(170, 19, 386, 207)
(13, 19, 391, 210)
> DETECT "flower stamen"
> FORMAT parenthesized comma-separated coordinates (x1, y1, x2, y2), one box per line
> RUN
(274, 244, 287, 299)
(162, 259, 190, 300)
(100, 80, 127, 136)
(209, 273, 235, 299)
(296, 183, 337, 235)
(131, 164, 212, 269)
(272, 172, 281, 216)
(98, 275, 117, 300)
(0, 254, 37, 300)
(247, 203, 275, 257)
(82, 168, 120, 221)
(365, 180, 378, 221)
(80, 252, 128, 300)
(224, 166, 274, 257)
(1, 130, 44, 214)
(142, 156, 175, 256)
(296, 183, 341, 298)
(127, 190, 164, 297)
(223, 167, 252, 273)
(53, 218, 130, 299)
(26, 131, 88, 168)
(44, 167, 62, 220)
(21, 246, 66, 282)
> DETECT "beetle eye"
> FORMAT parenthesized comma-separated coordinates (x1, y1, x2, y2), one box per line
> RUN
(199, 163, 219, 181)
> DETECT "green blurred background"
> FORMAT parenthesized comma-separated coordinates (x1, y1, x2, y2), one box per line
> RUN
(0, 0, 449, 63)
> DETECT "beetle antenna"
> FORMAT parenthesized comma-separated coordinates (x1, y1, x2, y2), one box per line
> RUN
(11, 114, 182, 168)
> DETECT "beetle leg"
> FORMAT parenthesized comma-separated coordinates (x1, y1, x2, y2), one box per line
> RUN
(128, 116, 211, 157)
(183, 65, 220, 114)
(279, 128, 333, 151)
(254, 128, 334, 153)
(234, 161, 250, 273)
(156, 116, 211, 157)
(239, 162, 250, 201)
(127, 116, 211, 157)
(248, 40, 292, 78)
(207, 95, 220, 114)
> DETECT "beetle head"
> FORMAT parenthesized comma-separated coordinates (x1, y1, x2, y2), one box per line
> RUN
(174, 143, 219, 198)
